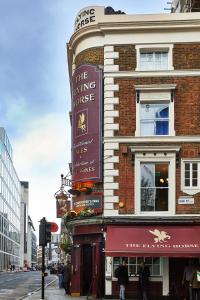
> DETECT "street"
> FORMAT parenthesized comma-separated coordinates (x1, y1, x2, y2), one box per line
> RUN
(0, 271, 56, 300)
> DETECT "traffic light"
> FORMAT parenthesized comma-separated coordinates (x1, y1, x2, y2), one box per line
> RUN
(45, 222, 51, 244)
(39, 218, 52, 246)
(39, 218, 58, 246)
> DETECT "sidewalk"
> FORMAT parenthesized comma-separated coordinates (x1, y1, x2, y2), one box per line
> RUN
(20, 279, 86, 300)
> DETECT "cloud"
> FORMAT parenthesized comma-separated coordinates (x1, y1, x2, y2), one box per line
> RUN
(13, 112, 70, 176)
(12, 112, 71, 236)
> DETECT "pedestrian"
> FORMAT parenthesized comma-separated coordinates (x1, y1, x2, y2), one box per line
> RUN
(190, 263, 200, 300)
(182, 259, 195, 300)
(115, 260, 129, 300)
(62, 262, 71, 295)
(138, 261, 150, 300)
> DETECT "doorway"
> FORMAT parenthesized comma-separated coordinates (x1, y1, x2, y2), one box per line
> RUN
(169, 258, 198, 299)
(81, 244, 93, 295)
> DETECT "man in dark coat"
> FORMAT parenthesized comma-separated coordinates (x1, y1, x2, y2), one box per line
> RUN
(62, 262, 71, 295)
(138, 261, 150, 300)
(115, 261, 129, 300)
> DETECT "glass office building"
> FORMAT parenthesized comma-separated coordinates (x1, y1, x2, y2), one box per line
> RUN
(0, 128, 21, 270)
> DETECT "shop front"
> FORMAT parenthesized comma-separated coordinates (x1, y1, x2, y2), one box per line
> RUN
(105, 225, 200, 299)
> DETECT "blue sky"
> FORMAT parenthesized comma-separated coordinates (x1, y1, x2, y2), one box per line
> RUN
(0, 0, 168, 238)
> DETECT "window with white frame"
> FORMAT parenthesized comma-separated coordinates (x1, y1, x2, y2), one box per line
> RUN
(135, 44, 174, 71)
(181, 160, 200, 195)
(133, 149, 178, 215)
(140, 51, 168, 71)
(141, 163, 169, 212)
(113, 257, 161, 277)
(135, 84, 176, 137)
(140, 103, 169, 136)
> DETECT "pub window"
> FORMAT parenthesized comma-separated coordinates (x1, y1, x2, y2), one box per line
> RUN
(141, 163, 169, 212)
(140, 51, 169, 71)
(113, 257, 161, 277)
(135, 44, 174, 71)
(140, 103, 169, 136)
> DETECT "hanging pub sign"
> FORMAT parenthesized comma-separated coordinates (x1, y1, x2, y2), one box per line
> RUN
(72, 64, 102, 183)
(73, 195, 103, 214)
(56, 199, 70, 218)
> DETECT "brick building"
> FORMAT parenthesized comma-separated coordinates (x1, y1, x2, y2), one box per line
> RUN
(66, 6, 200, 298)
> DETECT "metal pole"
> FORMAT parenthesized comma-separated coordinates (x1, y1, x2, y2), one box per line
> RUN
(41, 244, 45, 299)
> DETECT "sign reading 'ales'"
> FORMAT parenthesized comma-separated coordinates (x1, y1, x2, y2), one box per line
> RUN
(72, 64, 102, 182)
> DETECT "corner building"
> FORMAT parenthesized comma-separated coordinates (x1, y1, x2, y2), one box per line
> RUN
(67, 6, 200, 298)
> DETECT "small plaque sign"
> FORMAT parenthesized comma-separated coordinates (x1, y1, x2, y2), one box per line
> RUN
(178, 197, 194, 205)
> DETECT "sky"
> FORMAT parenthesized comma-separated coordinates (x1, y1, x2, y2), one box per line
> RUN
(0, 0, 168, 240)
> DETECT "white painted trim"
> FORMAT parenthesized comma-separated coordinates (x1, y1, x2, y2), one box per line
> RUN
(103, 136, 200, 143)
(134, 152, 176, 216)
(104, 70, 200, 77)
(104, 97, 119, 104)
(104, 123, 119, 131)
(104, 65, 119, 72)
(135, 84, 177, 90)
(104, 45, 114, 52)
(135, 44, 174, 71)
(104, 58, 114, 65)
(131, 145, 180, 153)
(162, 258, 169, 296)
(104, 52, 119, 59)
(104, 210, 119, 216)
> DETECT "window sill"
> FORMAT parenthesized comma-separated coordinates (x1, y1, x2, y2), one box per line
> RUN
(181, 188, 200, 196)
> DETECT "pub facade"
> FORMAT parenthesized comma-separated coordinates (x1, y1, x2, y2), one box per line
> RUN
(66, 5, 200, 298)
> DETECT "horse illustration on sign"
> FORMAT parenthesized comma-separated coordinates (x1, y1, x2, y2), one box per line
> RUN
(149, 229, 171, 243)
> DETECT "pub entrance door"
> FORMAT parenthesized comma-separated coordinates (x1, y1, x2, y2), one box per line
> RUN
(81, 244, 93, 295)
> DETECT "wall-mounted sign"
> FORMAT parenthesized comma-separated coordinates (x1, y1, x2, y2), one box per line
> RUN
(73, 195, 103, 214)
(178, 196, 194, 205)
(72, 64, 102, 183)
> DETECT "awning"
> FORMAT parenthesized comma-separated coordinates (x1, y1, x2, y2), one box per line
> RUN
(105, 225, 200, 257)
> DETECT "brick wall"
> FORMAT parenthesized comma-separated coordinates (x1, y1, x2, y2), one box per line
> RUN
(114, 145, 135, 214)
(75, 47, 104, 66)
(114, 45, 136, 71)
(114, 77, 200, 136)
(173, 44, 200, 69)
(113, 43, 200, 70)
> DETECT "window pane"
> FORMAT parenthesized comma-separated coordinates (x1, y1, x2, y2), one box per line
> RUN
(141, 188, 155, 211)
(155, 188, 168, 211)
(141, 163, 168, 212)
(140, 104, 169, 136)
(185, 163, 190, 171)
(192, 179, 197, 187)
(140, 51, 168, 70)
(141, 164, 155, 187)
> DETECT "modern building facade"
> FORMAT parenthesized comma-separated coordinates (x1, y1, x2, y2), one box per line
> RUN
(0, 128, 21, 271)
(66, 6, 200, 299)
(20, 181, 37, 269)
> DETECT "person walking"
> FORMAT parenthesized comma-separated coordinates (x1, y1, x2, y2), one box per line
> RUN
(190, 263, 200, 300)
(115, 261, 129, 300)
(182, 260, 195, 300)
(138, 261, 150, 300)
(62, 262, 71, 295)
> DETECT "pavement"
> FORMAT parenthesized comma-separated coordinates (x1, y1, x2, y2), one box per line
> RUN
(20, 278, 86, 300)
